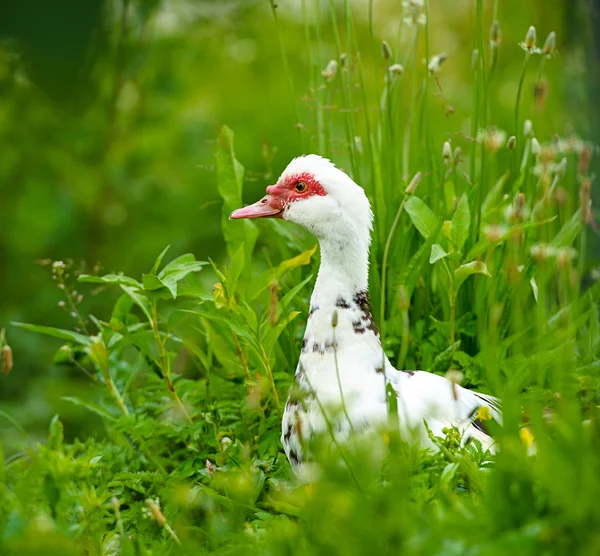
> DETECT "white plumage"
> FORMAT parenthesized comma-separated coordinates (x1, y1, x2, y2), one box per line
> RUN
(231, 154, 501, 472)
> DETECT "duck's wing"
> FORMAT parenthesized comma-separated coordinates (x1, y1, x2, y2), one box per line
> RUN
(391, 370, 502, 450)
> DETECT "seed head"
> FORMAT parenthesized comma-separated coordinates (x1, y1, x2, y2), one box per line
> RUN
(145, 499, 166, 526)
(578, 145, 592, 175)
(428, 52, 448, 74)
(442, 141, 452, 161)
(580, 179, 591, 224)
(405, 171, 422, 195)
(453, 146, 462, 163)
(331, 310, 338, 328)
(531, 138, 541, 156)
(543, 31, 556, 57)
(523, 120, 533, 138)
(471, 49, 480, 71)
(506, 136, 517, 150)
(489, 20, 501, 47)
(339, 53, 347, 67)
(321, 60, 338, 82)
(381, 40, 392, 60)
(2, 345, 13, 375)
(354, 136, 363, 155)
(388, 63, 404, 77)
(398, 286, 410, 311)
(555, 157, 567, 178)
(483, 225, 507, 243)
(523, 26, 537, 50)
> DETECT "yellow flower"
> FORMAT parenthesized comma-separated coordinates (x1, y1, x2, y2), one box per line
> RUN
(520, 427, 535, 449)
(477, 406, 492, 421)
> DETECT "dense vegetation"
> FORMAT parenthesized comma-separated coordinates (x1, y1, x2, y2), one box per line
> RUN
(1, 0, 599, 554)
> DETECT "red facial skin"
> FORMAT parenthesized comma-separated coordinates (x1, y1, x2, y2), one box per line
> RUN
(230, 172, 326, 219)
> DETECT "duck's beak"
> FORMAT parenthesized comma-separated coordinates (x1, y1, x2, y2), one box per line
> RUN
(229, 194, 284, 219)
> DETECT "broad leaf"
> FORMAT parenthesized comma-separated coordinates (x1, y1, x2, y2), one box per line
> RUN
(451, 194, 470, 251)
(454, 261, 491, 292)
(405, 196, 439, 239)
(429, 244, 449, 264)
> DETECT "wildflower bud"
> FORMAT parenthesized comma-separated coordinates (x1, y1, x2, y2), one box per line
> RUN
(354, 136, 363, 155)
(398, 286, 410, 311)
(555, 157, 567, 178)
(2, 345, 13, 375)
(523, 119, 533, 138)
(388, 63, 404, 77)
(531, 138, 541, 155)
(331, 310, 338, 328)
(524, 26, 537, 50)
(339, 53, 347, 67)
(483, 225, 507, 242)
(556, 247, 577, 269)
(578, 145, 592, 175)
(445, 369, 464, 385)
(489, 20, 501, 47)
(77, 295, 83, 304)
(428, 52, 448, 74)
(471, 49, 480, 71)
(70, 311, 77, 318)
(58, 300, 65, 308)
(453, 146, 462, 164)
(405, 171, 422, 194)
(442, 141, 452, 161)
(543, 31, 556, 57)
(145, 499, 166, 526)
(506, 136, 517, 150)
(321, 60, 338, 82)
(381, 40, 392, 60)
(581, 179, 591, 224)
(530, 243, 556, 262)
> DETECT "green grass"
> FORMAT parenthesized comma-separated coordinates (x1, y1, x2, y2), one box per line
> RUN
(1, 1, 600, 554)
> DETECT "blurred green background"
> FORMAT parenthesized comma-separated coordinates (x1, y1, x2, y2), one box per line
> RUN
(1, 0, 598, 446)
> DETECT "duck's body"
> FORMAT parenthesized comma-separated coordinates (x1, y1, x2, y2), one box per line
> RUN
(231, 155, 501, 472)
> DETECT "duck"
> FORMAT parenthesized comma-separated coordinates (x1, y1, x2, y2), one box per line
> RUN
(230, 154, 501, 473)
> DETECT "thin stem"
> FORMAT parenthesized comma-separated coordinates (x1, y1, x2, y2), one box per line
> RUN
(332, 324, 355, 433)
(150, 301, 192, 424)
(380, 193, 410, 337)
(515, 52, 531, 153)
(303, 372, 363, 492)
(259, 344, 282, 414)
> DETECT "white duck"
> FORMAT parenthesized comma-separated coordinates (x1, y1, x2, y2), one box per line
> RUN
(231, 155, 501, 471)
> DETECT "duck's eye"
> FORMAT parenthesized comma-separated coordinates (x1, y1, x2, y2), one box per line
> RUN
(295, 181, 307, 193)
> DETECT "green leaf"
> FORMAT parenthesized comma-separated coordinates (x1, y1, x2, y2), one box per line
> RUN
(405, 196, 439, 239)
(451, 194, 470, 251)
(551, 208, 582, 247)
(426, 341, 461, 375)
(47, 414, 64, 451)
(454, 261, 491, 293)
(78, 273, 141, 289)
(482, 171, 509, 216)
(217, 125, 259, 260)
(120, 285, 152, 323)
(12, 322, 92, 346)
(226, 243, 246, 299)
(429, 244, 449, 264)
(151, 245, 171, 275)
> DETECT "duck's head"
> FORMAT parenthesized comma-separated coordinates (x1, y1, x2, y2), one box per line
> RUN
(230, 155, 372, 242)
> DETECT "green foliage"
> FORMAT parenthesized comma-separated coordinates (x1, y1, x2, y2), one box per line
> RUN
(1, 0, 600, 555)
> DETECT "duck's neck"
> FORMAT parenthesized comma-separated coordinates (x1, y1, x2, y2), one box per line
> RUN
(311, 233, 370, 307)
